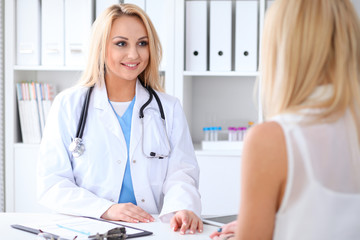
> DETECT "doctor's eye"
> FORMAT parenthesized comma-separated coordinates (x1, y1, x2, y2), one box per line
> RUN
(116, 41, 126, 47)
(138, 41, 148, 47)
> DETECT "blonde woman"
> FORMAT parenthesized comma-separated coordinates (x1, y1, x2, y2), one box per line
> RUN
(211, 0, 360, 239)
(38, 4, 203, 234)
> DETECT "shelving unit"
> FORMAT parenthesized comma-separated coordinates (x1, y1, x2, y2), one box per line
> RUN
(174, 0, 269, 214)
(13, 66, 84, 71)
(183, 71, 259, 77)
(174, 0, 266, 146)
(5, 0, 270, 215)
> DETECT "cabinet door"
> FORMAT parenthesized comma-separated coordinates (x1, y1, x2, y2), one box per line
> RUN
(197, 154, 241, 215)
(14, 145, 49, 212)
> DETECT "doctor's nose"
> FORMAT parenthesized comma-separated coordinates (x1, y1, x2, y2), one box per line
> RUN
(127, 46, 140, 59)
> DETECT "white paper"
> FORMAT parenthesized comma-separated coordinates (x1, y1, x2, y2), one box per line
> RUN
(23, 216, 144, 240)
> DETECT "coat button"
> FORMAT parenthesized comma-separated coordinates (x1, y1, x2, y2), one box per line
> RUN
(141, 199, 145, 202)
(110, 199, 115, 202)
(132, 159, 136, 164)
(117, 160, 121, 164)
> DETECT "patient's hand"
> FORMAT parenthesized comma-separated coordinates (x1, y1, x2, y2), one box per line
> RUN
(209, 220, 237, 239)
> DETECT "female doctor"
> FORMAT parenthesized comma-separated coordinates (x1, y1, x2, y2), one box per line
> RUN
(37, 3, 203, 235)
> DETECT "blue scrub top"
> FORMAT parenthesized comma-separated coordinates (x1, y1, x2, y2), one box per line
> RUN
(109, 97, 137, 205)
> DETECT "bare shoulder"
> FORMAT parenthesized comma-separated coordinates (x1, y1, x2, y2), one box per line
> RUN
(246, 121, 284, 141)
(242, 121, 287, 177)
(244, 121, 286, 155)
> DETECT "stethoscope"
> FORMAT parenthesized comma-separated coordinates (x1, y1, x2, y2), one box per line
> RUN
(68, 82, 171, 159)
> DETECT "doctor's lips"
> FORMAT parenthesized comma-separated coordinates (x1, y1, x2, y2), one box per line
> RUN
(121, 62, 140, 69)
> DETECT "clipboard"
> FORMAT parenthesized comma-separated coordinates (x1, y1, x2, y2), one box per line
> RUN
(11, 216, 153, 239)
(203, 215, 238, 227)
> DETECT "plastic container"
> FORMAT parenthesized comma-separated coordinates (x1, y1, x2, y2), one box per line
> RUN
(228, 127, 237, 141)
(203, 127, 210, 141)
(237, 127, 247, 141)
(237, 127, 243, 141)
(214, 126, 221, 141)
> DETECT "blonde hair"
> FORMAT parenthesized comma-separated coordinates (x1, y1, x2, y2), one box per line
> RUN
(78, 3, 163, 91)
(261, 0, 360, 139)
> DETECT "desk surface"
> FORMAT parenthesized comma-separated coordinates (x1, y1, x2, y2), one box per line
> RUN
(0, 213, 218, 239)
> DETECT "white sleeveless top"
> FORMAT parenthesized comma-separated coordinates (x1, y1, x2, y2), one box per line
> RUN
(271, 87, 360, 240)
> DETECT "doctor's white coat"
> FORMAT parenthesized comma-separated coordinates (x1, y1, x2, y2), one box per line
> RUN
(37, 80, 201, 222)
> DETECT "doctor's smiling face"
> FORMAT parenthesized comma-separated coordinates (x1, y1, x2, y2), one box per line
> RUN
(105, 15, 150, 84)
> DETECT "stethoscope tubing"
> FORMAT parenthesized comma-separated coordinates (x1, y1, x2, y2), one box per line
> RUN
(70, 82, 168, 158)
(148, 87, 165, 120)
(76, 86, 94, 139)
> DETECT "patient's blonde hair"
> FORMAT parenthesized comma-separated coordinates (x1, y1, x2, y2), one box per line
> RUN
(78, 3, 163, 91)
(261, 0, 360, 141)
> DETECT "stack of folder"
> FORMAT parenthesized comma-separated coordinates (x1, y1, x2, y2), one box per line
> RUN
(16, 82, 56, 144)
(185, 0, 259, 72)
(17, 0, 93, 67)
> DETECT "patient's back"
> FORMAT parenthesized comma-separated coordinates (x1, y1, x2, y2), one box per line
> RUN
(272, 107, 360, 240)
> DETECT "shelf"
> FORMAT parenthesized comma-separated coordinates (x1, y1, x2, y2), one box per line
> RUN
(13, 65, 84, 71)
(193, 143, 242, 157)
(195, 149, 242, 157)
(183, 71, 259, 77)
(14, 143, 40, 149)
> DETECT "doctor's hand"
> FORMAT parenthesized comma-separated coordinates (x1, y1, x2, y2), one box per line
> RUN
(101, 203, 155, 223)
(170, 210, 203, 235)
(209, 220, 237, 239)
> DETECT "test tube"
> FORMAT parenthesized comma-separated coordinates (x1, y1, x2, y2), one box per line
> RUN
(237, 127, 243, 141)
(203, 127, 210, 141)
(228, 127, 237, 141)
(238, 127, 247, 141)
(214, 126, 221, 141)
(209, 127, 214, 141)
(242, 127, 248, 140)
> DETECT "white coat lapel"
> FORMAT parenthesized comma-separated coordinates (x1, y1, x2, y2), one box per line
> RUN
(92, 83, 127, 158)
(129, 80, 149, 160)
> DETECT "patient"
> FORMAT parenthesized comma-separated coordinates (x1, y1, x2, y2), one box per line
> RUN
(210, 0, 360, 239)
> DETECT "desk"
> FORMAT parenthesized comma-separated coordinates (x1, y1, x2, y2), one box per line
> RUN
(0, 213, 218, 239)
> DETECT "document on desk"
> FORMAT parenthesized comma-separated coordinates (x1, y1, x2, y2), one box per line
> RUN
(12, 215, 152, 239)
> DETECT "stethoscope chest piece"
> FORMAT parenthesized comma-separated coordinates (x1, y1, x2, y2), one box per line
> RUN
(69, 138, 85, 158)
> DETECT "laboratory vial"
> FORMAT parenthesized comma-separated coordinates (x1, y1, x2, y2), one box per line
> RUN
(237, 127, 243, 141)
(228, 127, 237, 141)
(237, 127, 247, 141)
(242, 127, 248, 140)
(209, 127, 217, 141)
(203, 127, 210, 141)
(214, 126, 221, 141)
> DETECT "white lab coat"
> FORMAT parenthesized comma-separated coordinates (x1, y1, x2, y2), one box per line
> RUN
(37, 80, 201, 222)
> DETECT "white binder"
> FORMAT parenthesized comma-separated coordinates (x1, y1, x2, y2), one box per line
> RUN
(96, 0, 120, 17)
(65, 0, 94, 67)
(16, 0, 40, 66)
(124, 0, 145, 10)
(209, 1, 232, 72)
(42, 0, 65, 66)
(146, 0, 167, 70)
(185, 1, 207, 71)
(235, 1, 258, 72)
